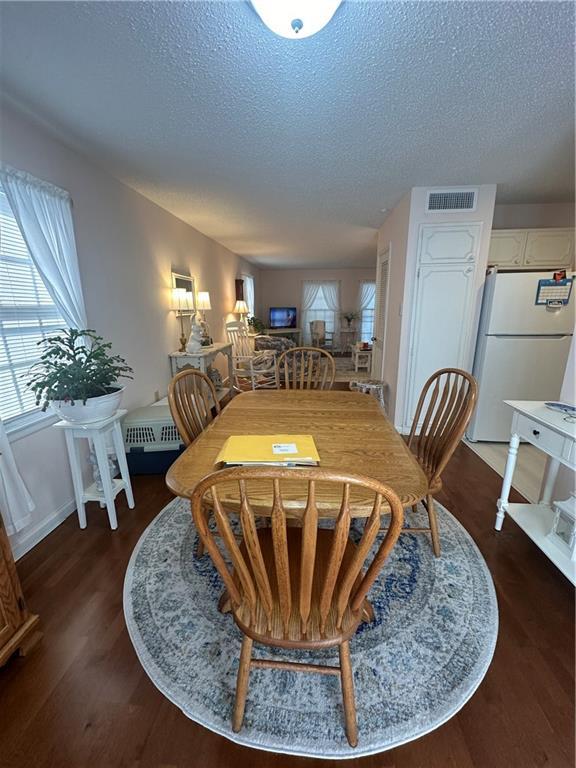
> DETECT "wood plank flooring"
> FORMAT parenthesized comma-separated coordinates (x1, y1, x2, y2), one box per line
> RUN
(0, 435, 573, 767)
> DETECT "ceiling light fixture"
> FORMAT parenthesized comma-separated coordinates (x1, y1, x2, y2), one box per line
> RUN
(251, 0, 342, 40)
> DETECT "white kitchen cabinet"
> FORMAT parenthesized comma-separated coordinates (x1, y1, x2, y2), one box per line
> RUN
(488, 230, 527, 267)
(524, 229, 574, 267)
(489, 228, 574, 269)
(402, 223, 481, 432)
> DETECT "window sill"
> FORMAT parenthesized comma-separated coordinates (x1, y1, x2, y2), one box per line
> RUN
(4, 409, 59, 443)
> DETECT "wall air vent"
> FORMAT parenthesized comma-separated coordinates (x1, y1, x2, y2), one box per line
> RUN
(426, 188, 477, 213)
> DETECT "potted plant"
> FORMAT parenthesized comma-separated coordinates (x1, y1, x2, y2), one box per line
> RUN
(342, 311, 359, 328)
(247, 316, 266, 335)
(27, 328, 133, 423)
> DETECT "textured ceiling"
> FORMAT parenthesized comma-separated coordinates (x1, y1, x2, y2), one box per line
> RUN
(0, 1, 574, 268)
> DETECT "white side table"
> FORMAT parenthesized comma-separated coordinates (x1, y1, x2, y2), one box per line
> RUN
(496, 400, 576, 584)
(54, 409, 134, 530)
(352, 347, 372, 372)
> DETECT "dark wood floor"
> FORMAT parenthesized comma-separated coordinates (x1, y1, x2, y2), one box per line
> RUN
(0, 439, 574, 767)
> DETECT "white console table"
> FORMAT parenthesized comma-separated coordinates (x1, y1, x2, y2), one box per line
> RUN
(496, 400, 576, 583)
(169, 342, 235, 402)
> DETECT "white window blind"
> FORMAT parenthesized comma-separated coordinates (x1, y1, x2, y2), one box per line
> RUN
(0, 185, 67, 422)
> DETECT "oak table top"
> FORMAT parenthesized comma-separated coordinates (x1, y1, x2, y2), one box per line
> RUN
(165, 390, 428, 517)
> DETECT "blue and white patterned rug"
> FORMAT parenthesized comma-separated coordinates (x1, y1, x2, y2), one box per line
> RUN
(124, 497, 498, 759)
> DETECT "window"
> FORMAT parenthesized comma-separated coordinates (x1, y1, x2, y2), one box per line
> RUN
(359, 281, 376, 343)
(243, 274, 255, 317)
(0, 185, 67, 422)
(302, 281, 340, 344)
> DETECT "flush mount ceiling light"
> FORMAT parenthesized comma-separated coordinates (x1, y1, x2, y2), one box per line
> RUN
(251, 0, 342, 39)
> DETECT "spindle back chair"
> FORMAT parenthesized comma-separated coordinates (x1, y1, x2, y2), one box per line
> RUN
(168, 368, 220, 447)
(191, 466, 404, 747)
(406, 368, 478, 556)
(277, 346, 335, 390)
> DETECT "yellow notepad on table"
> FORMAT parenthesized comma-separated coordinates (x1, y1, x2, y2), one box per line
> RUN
(216, 434, 320, 467)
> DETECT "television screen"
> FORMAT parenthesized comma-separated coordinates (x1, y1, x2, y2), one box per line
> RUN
(269, 307, 297, 329)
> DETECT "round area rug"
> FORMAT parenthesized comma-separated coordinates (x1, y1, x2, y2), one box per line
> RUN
(124, 498, 498, 759)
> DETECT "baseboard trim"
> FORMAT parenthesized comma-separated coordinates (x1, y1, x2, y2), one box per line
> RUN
(10, 499, 76, 561)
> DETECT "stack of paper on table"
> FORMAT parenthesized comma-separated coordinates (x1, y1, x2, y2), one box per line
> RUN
(216, 434, 320, 467)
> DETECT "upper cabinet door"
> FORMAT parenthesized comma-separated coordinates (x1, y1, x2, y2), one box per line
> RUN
(418, 223, 482, 264)
(524, 229, 575, 268)
(488, 230, 527, 267)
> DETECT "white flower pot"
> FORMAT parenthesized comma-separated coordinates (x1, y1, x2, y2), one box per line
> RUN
(49, 387, 124, 424)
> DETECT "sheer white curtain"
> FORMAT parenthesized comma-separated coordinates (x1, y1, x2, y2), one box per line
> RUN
(302, 282, 321, 312)
(321, 281, 340, 337)
(0, 165, 87, 535)
(0, 164, 87, 329)
(358, 281, 376, 311)
(0, 422, 34, 534)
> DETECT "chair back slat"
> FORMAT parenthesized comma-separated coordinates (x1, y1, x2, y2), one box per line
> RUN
(271, 479, 291, 634)
(319, 485, 352, 633)
(335, 495, 382, 629)
(168, 369, 220, 446)
(299, 481, 318, 635)
(239, 480, 274, 628)
(408, 368, 478, 485)
(277, 347, 335, 391)
(191, 467, 404, 643)
(211, 489, 257, 619)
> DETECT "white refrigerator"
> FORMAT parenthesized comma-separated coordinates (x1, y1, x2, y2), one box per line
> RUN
(467, 270, 574, 442)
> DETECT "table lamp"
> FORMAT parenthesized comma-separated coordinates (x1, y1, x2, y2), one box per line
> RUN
(234, 299, 249, 319)
(171, 288, 194, 352)
(196, 291, 212, 344)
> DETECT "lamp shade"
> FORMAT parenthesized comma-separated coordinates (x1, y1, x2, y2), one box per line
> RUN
(196, 291, 212, 311)
(171, 288, 194, 312)
(234, 299, 249, 315)
(251, 0, 342, 39)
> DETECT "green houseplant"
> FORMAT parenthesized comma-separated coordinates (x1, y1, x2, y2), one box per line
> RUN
(247, 316, 266, 335)
(342, 311, 359, 328)
(27, 328, 133, 423)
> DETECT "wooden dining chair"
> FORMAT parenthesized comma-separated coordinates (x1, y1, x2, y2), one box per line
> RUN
(168, 368, 220, 447)
(168, 368, 221, 557)
(407, 368, 478, 557)
(277, 346, 336, 390)
(191, 466, 404, 747)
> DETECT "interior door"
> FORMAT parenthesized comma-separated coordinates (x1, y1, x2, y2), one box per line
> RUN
(371, 248, 390, 378)
(404, 261, 476, 431)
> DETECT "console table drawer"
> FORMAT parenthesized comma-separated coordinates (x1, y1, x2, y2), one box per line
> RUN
(515, 414, 566, 459)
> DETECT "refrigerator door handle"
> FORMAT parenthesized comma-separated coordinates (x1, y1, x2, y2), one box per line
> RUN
(489, 334, 571, 340)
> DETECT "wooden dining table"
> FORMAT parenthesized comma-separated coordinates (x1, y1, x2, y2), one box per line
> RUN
(166, 390, 428, 517)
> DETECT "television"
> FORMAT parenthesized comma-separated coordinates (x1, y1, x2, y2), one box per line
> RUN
(269, 307, 297, 329)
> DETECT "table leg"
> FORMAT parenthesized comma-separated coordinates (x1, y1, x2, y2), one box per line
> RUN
(496, 432, 519, 531)
(64, 431, 87, 529)
(539, 457, 561, 504)
(93, 432, 118, 530)
(112, 421, 135, 509)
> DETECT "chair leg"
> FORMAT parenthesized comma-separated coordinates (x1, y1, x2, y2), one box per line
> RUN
(427, 493, 441, 557)
(232, 636, 253, 733)
(339, 641, 358, 747)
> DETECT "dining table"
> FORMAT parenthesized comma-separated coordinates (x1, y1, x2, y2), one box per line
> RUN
(166, 390, 429, 518)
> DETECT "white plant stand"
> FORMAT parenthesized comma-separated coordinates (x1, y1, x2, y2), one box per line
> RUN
(55, 409, 134, 530)
(496, 401, 576, 584)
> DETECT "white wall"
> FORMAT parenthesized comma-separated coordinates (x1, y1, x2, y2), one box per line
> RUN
(259, 266, 376, 327)
(493, 203, 574, 229)
(1, 101, 259, 558)
(376, 192, 411, 422)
